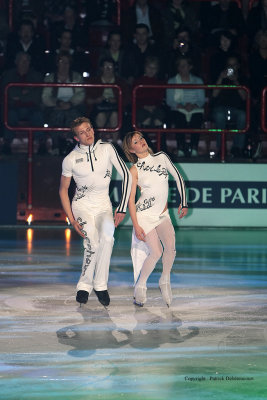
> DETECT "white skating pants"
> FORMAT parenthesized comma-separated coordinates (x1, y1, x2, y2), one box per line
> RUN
(72, 203, 115, 293)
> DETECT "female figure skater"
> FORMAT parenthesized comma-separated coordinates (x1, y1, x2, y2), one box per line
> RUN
(122, 131, 188, 307)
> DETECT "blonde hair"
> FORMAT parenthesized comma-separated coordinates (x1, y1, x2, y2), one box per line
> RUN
(122, 131, 153, 164)
(70, 116, 92, 137)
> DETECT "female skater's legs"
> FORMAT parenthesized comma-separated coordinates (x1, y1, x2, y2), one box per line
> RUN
(156, 218, 176, 279)
(134, 228, 162, 305)
(134, 218, 176, 306)
(136, 229, 162, 286)
(156, 218, 176, 306)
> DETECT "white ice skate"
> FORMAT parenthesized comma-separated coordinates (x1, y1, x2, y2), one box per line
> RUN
(133, 285, 147, 307)
(159, 276, 172, 307)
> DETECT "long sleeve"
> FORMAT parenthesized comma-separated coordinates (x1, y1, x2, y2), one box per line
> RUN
(109, 144, 132, 213)
(164, 153, 188, 208)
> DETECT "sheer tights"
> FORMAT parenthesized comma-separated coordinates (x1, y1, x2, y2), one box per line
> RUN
(136, 218, 176, 287)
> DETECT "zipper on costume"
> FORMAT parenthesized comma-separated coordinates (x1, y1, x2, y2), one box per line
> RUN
(87, 146, 94, 171)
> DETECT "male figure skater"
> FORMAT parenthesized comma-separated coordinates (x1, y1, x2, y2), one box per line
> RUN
(59, 117, 132, 307)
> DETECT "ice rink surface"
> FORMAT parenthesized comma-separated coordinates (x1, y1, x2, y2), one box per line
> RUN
(0, 226, 266, 400)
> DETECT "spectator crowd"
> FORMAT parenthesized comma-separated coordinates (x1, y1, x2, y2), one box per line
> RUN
(0, 0, 266, 160)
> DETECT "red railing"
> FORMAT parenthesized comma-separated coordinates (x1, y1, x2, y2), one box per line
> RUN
(4, 82, 123, 210)
(132, 84, 250, 162)
(261, 87, 267, 133)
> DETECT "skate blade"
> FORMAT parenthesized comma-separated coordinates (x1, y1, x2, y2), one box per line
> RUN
(77, 302, 88, 308)
(133, 299, 144, 307)
(159, 287, 172, 308)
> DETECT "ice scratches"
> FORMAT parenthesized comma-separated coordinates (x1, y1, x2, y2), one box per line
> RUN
(111, 330, 129, 343)
(217, 326, 267, 350)
(4, 296, 36, 311)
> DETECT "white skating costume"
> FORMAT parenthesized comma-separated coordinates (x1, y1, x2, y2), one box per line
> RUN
(62, 140, 131, 293)
(131, 152, 187, 282)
